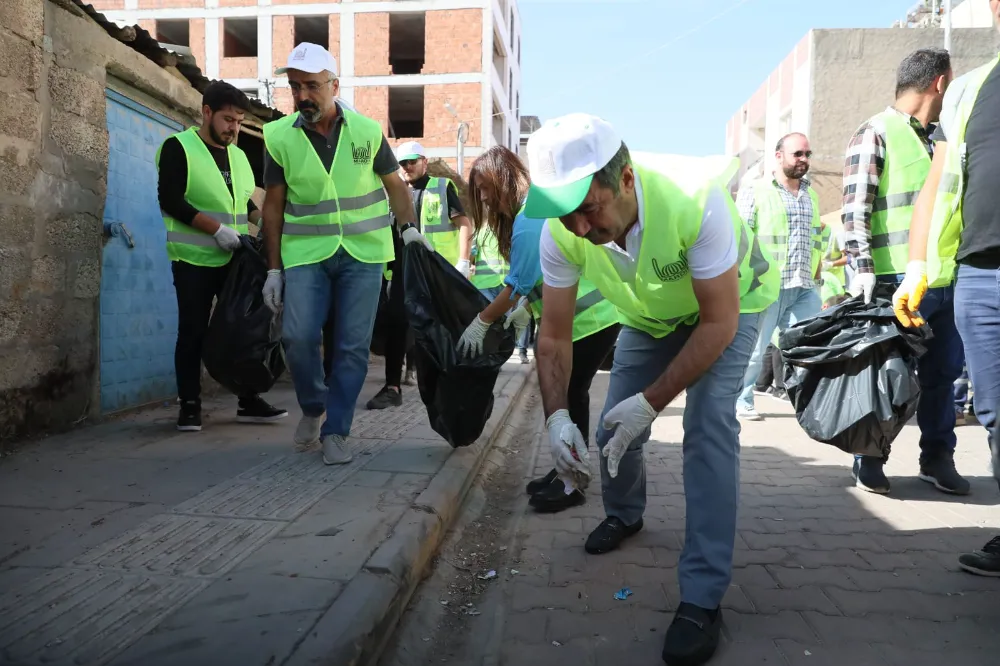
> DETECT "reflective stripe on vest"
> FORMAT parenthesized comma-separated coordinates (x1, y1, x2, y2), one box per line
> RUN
(752, 179, 823, 278)
(262, 109, 393, 269)
(421, 177, 460, 264)
(868, 111, 931, 275)
(525, 278, 620, 343)
(471, 227, 508, 289)
(547, 157, 779, 339)
(156, 127, 254, 267)
(926, 56, 1000, 287)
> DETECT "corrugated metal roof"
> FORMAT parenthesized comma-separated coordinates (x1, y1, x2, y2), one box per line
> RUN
(70, 0, 283, 125)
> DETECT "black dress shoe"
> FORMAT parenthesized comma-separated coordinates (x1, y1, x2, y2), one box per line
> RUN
(584, 516, 643, 554)
(528, 478, 585, 513)
(525, 468, 558, 495)
(662, 602, 722, 666)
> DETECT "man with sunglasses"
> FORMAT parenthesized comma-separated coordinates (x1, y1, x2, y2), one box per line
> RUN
(841, 48, 965, 496)
(260, 43, 432, 465)
(734, 132, 824, 422)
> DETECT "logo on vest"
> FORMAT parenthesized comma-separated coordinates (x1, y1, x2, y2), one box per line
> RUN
(651, 252, 689, 282)
(351, 141, 372, 165)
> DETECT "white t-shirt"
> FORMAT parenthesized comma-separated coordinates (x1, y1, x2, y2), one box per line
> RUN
(539, 172, 738, 288)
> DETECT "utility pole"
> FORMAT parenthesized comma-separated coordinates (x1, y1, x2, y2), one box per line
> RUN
(456, 122, 469, 176)
(944, 0, 953, 51)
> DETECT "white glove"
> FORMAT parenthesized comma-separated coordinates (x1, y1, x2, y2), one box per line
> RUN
(456, 314, 490, 358)
(821, 259, 834, 271)
(455, 259, 471, 278)
(503, 304, 532, 341)
(850, 272, 876, 304)
(213, 224, 242, 251)
(545, 409, 591, 488)
(263, 269, 284, 313)
(401, 225, 434, 251)
(601, 393, 659, 478)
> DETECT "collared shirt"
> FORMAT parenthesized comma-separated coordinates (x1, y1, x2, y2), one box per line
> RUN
(841, 106, 935, 274)
(262, 103, 399, 186)
(736, 174, 817, 290)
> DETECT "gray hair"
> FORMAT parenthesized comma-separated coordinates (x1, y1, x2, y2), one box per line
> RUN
(896, 48, 951, 98)
(592, 142, 632, 196)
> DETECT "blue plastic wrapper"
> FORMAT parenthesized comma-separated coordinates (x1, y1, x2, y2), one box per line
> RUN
(614, 587, 633, 601)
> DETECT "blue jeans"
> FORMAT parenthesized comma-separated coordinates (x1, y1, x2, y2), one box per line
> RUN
(737, 286, 822, 411)
(955, 264, 1000, 446)
(283, 248, 384, 437)
(596, 313, 761, 609)
(479, 285, 530, 351)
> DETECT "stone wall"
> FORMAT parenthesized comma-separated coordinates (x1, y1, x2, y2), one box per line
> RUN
(0, 0, 202, 448)
(808, 27, 999, 213)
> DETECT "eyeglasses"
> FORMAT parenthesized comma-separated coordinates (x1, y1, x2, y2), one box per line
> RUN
(288, 79, 333, 94)
(790, 150, 813, 159)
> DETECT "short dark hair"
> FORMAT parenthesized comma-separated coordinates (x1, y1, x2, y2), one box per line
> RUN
(896, 48, 951, 98)
(775, 132, 806, 153)
(592, 142, 632, 196)
(202, 81, 251, 113)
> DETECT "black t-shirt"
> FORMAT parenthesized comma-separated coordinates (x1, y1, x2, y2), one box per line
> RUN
(157, 134, 257, 226)
(932, 64, 1000, 268)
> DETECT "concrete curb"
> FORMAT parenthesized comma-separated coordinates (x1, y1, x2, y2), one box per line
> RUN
(284, 362, 538, 666)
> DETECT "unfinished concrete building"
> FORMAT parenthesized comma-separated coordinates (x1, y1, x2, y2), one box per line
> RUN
(91, 0, 524, 177)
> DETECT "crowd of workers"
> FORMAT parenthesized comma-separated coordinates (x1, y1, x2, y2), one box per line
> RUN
(156, 6, 1000, 661)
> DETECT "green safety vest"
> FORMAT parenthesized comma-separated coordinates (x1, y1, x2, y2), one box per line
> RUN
(263, 109, 392, 269)
(752, 179, 823, 279)
(470, 227, 509, 290)
(868, 110, 931, 275)
(823, 224, 847, 286)
(548, 157, 779, 339)
(156, 127, 254, 267)
(524, 279, 620, 343)
(820, 270, 845, 305)
(926, 55, 999, 287)
(421, 177, 461, 265)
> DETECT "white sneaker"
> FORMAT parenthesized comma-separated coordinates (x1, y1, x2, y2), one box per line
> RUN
(737, 406, 763, 421)
(322, 434, 353, 465)
(294, 415, 322, 451)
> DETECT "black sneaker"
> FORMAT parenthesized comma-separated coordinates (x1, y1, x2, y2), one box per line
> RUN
(919, 455, 970, 495)
(366, 385, 402, 410)
(662, 603, 722, 666)
(853, 457, 890, 494)
(958, 536, 1000, 577)
(177, 401, 202, 432)
(236, 396, 288, 423)
(526, 469, 558, 495)
(584, 516, 643, 555)
(528, 478, 585, 513)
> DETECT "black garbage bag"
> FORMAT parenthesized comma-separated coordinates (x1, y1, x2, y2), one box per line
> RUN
(778, 283, 931, 458)
(203, 235, 286, 395)
(403, 243, 515, 447)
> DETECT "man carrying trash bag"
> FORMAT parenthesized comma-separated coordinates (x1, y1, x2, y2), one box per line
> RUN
(840, 48, 966, 496)
(156, 81, 287, 432)
(525, 114, 778, 666)
(895, 0, 1000, 577)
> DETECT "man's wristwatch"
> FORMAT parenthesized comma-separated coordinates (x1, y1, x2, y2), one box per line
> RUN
(400, 222, 417, 234)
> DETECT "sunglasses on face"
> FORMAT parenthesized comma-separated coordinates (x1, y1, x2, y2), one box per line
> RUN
(399, 159, 419, 167)
(790, 150, 812, 159)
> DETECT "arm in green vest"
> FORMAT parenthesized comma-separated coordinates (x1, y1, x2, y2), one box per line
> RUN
(380, 172, 417, 227)
(262, 183, 286, 270)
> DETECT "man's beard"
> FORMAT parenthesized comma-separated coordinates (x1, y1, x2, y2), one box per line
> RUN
(297, 101, 323, 123)
(783, 163, 808, 179)
(210, 124, 234, 146)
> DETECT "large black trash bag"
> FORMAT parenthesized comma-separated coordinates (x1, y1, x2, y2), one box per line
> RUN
(778, 283, 931, 458)
(403, 243, 515, 447)
(203, 235, 286, 395)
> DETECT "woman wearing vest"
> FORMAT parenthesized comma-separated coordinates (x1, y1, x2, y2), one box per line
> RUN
(525, 114, 779, 666)
(156, 81, 288, 432)
(260, 43, 433, 466)
(842, 48, 967, 498)
(456, 146, 622, 513)
(895, 18, 1000, 577)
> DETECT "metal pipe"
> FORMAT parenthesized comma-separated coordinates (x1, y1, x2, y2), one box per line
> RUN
(944, 0, 952, 51)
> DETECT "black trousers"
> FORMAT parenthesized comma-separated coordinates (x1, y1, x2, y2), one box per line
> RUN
(381, 275, 411, 388)
(754, 343, 785, 392)
(172, 260, 253, 404)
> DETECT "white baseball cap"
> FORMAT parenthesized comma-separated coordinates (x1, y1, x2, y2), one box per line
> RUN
(275, 42, 338, 76)
(396, 141, 426, 161)
(524, 113, 622, 218)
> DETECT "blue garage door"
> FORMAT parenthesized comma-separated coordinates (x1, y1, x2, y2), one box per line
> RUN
(99, 90, 185, 414)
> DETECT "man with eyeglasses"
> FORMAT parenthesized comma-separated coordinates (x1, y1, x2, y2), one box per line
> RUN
(261, 43, 432, 465)
(734, 133, 824, 421)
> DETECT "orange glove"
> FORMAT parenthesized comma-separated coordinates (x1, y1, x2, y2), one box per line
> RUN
(892, 261, 928, 328)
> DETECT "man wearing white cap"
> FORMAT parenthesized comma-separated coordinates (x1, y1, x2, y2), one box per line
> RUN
(260, 42, 432, 465)
(526, 113, 778, 666)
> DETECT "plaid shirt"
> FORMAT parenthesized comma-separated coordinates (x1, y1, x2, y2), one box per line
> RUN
(841, 107, 935, 274)
(736, 174, 817, 290)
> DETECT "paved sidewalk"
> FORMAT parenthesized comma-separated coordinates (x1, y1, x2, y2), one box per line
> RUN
(386, 372, 1000, 666)
(0, 357, 534, 666)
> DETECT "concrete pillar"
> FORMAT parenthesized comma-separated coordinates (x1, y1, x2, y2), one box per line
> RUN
(205, 18, 220, 79)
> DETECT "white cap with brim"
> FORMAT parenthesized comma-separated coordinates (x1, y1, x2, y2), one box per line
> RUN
(275, 42, 338, 76)
(396, 141, 426, 161)
(524, 113, 622, 219)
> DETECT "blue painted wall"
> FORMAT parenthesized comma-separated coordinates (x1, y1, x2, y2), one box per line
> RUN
(99, 90, 185, 414)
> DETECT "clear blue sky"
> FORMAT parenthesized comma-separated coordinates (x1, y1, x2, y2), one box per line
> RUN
(518, 0, 920, 155)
